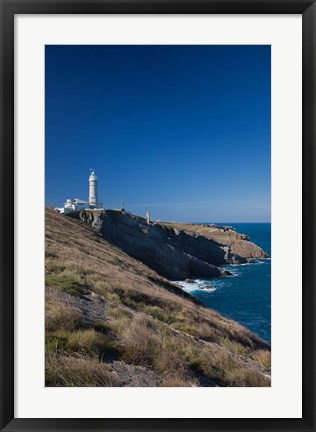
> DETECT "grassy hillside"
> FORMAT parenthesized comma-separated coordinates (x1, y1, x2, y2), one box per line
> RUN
(45, 208, 271, 387)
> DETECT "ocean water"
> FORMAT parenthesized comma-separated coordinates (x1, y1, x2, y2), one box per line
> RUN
(178, 223, 271, 343)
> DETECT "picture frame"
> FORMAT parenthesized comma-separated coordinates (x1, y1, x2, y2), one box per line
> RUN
(0, 0, 315, 431)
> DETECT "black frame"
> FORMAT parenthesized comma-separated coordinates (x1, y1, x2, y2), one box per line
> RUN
(0, 1, 315, 431)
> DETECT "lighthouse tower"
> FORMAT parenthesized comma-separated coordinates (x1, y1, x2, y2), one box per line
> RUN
(88, 169, 104, 209)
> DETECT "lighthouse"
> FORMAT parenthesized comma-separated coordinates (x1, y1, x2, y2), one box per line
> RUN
(59, 169, 103, 213)
(89, 169, 98, 206)
(88, 169, 103, 209)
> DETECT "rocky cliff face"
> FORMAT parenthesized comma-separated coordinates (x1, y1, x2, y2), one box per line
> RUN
(160, 222, 269, 260)
(69, 210, 268, 281)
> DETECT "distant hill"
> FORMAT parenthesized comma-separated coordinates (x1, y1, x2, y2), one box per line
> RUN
(45, 208, 271, 387)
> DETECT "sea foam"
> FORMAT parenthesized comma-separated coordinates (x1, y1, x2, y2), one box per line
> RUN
(176, 280, 216, 293)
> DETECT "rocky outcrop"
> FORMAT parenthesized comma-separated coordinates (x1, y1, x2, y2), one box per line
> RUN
(68, 210, 268, 281)
(108, 361, 163, 387)
(162, 222, 269, 260)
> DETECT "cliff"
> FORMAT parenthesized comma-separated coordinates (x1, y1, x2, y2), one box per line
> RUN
(160, 221, 269, 259)
(45, 208, 271, 387)
(68, 210, 268, 280)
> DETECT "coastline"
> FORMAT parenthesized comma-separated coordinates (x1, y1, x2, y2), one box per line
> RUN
(176, 222, 271, 342)
(176, 222, 271, 343)
(45, 209, 271, 387)
(68, 211, 271, 341)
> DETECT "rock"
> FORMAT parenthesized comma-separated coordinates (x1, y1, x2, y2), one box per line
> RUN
(228, 255, 248, 265)
(185, 279, 195, 284)
(222, 269, 232, 276)
(199, 285, 214, 290)
(108, 361, 163, 387)
(248, 258, 259, 263)
(46, 286, 107, 327)
(68, 210, 268, 281)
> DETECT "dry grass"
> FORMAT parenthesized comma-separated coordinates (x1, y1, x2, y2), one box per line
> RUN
(46, 352, 120, 387)
(45, 289, 82, 332)
(180, 344, 270, 387)
(110, 312, 270, 387)
(46, 274, 89, 297)
(252, 349, 271, 368)
(118, 315, 198, 386)
(119, 315, 162, 366)
(242, 368, 270, 387)
(219, 338, 251, 356)
(46, 328, 120, 362)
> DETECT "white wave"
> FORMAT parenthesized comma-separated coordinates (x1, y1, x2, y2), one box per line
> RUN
(176, 280, 216, 293)
(176, 281, 200, 292)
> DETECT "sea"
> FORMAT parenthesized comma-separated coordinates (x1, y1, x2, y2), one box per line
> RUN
(178, 223, 271, 343)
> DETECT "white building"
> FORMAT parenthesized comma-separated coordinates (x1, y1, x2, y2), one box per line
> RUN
(57, 170, 103, 213)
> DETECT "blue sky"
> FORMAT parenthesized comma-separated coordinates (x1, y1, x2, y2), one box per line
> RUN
(45, 45, 271, 222)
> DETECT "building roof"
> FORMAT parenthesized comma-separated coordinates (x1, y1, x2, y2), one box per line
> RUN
(73, 198, 89, 204)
